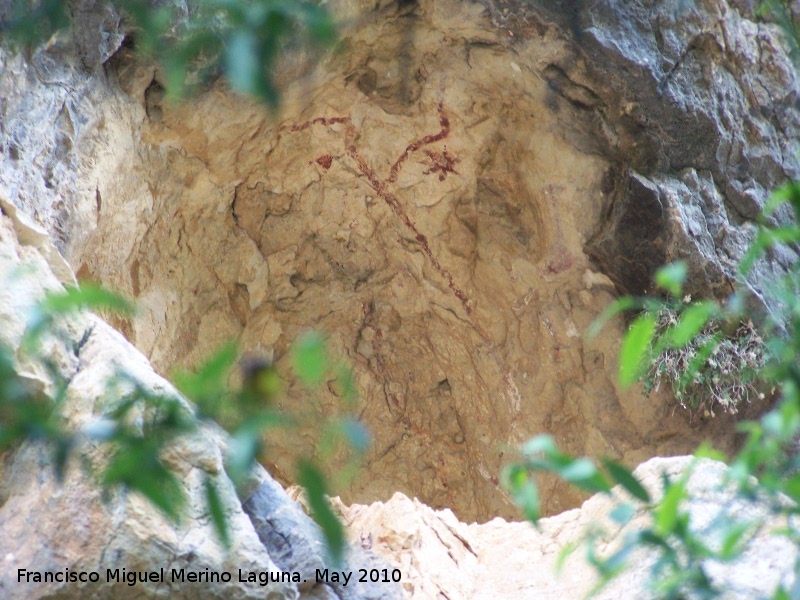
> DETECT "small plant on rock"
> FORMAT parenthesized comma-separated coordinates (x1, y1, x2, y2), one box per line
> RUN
(505, 179, 800, 598)
(642, 302, 768, 417)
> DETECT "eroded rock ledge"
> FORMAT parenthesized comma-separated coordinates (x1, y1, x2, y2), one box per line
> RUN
(338, 455, 798, 599)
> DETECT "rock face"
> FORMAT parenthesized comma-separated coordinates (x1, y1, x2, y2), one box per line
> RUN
(1, 1, 799, 596)
(516, 0, 800, 306)
(1, 0, 797, 524)
(0, 196, 401, 599)
(338, 456, 798, 599)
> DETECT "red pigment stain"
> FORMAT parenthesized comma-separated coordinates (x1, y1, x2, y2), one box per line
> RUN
(279, 104, 489, 340)
(545, 254, 575, 275)
(387, 102, 451, 183)
(280, 116, 350, 133)
(421, 147, 459, 181)
(316, 155, 333, 169)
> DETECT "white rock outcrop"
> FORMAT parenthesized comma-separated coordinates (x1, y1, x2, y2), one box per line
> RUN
(339, 456, 798, 599)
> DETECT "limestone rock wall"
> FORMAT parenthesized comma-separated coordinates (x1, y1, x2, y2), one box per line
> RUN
(1, 0, 797, 522)
(0, 192, 401, 599)
(516, 0, 800, 306)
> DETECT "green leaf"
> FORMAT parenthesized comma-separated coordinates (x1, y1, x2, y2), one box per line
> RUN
(665, 301, 717, 349)
(25, 284, 135, 347)
(587, 297, 637, 340)
(558, 458, 611, 493)
(654, 262, 687, 297)
(719, 522, 751, 560)
(764, 226, 800, 245)
(694, 443, 727, 464)
(297, 459, 345, 566)
(682, 334, 721, 389)
(654, 467, 692, 537)
(501, 464, 540, 524)
(336, 365, 358, 409)
(601, 541, 637, 575)
(638, 529, 671, 551)
(103, 442, 185, 522)
(558, 457, 597, 481)
(226, 428, 263, 486)
(765, 181, 800, 218)
(609, 503, 636, 525)
(521, 434, 557, 458)
(226, 29, 260, 96)
(40, 283, 134, 317)
(292, 331, 328, 387)
(780, 472, 800, 503)
(339, 418, 371, 453)
(172, 342, 237, 412)
(303, 8, 336, 46)
(602, 458, 651, 502)
(555, 539, 580, 573)
(740, 229, 768, 275)
(204, 476, 231, 548)
(772, 586, 791, 600)
(619, 313, 657, 387)
(740, 226, 800, 275)
(1, 0, 70, 46)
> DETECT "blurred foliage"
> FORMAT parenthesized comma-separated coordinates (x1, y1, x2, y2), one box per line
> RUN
(0, 0, 336, 107)
(759, 0, 800, 64)
(505, 0, 800, 580)
(0, 282, 366, 564)
(505, 178, 800, 597)
(591, 265, 769, 417)
(0, 0, 350, 564)
(173, 329, 368, 563)
(643, 305, 767, 416)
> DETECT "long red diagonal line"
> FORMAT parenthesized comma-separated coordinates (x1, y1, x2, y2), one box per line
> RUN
(279, 105, 488, 338)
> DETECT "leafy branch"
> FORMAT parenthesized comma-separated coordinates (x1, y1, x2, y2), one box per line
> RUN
(1, 282, 366, 565)
(505, 172, 800, 598)
(1, 0, 336, 107)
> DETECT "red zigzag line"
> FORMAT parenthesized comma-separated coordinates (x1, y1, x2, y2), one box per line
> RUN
(281, 105, 488, 338)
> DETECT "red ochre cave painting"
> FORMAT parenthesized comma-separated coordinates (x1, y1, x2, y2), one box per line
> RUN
(280, 103, 488, 340)
(421, 147, 459, 181)
(313, 154, 333, 170)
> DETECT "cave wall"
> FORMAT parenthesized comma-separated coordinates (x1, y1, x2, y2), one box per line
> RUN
(0, 192, 401, 600)
(1, 0, 797, 522)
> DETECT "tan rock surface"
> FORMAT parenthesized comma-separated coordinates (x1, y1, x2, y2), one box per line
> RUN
(0, 193, 402, 600)
(53, 0, 756, 522)
(1, 0, 798, 595)
(0, 199, 294, 599)
(0, 190, 792, 599)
